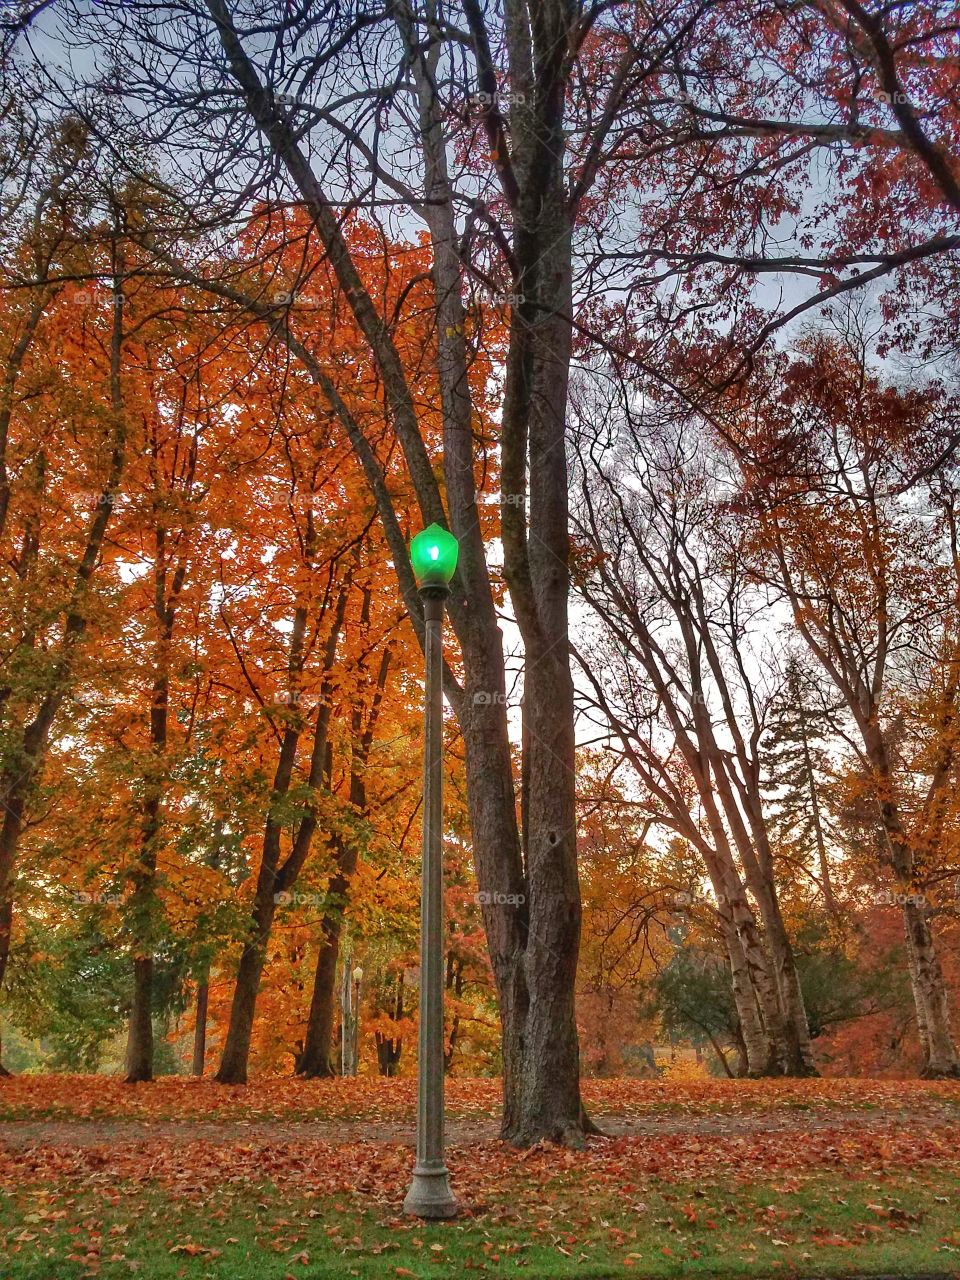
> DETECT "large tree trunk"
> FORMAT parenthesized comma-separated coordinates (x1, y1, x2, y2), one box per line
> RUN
(0, 287, 57, 1071)
(715, 783, 816, 1075)
(296, 916, 340, 1078)
(192, 976, 209, 1077)
(902, 898, 959, 1076)
(125, 953, 155, 1082)
(125, 430, 196, 1084)
(401, 0, 587, 1137)
(444, 955, 464, 1072)
(727, 912, 787, 1075)
(397, 0, 591, 1137)
(376, 1033, 403, 1076)
(0, 831, 18, 996)
(718, 907, 772, 1077)
(125, 769, 162, 1083)
(697, 809, 784, 1074)
(752, 879, 816, 1076)
(868, 734, 960, 1076)
(205, 0, 588, 1140)
(297, 631, 388, 1078)
(732, 1023, 750, 1078)
(215, 881, 277, 1084)
(376, 974, 405, 1077)
(458, 678, 532, 1136)
(0, 262, 126, 1076)
(0, 896, 12, 1076)
(749, 825, 817, 1076)
(684, 602, 816, 1075)
(501, 183, 588, 1141)
(216, 587, 346, 1085)
(514, 680, 583, 1144)
(796, 701, 838, 916)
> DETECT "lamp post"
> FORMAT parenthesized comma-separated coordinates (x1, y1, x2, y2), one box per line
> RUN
(351, 965, 363, 1075)
(404, 523, 459, 1220)
(340, 953, 358, 1077)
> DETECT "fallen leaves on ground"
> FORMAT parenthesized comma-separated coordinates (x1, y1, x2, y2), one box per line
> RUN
(1, 1109, 959, 1211)
(3, 1074, 960, 1262)
(2, 1072, 959, 1125)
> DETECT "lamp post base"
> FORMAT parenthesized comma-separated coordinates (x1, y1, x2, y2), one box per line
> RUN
(403, 1163, 459, 1219)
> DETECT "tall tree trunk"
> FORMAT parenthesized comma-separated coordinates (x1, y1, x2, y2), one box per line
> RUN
(504, 209, 587, 1143)
(732, 1023, 750, 1079)
(125, 468, 194, 1083)
(903, 898, 959, 1076)
(215, 871, 280, 1084)
(796, 699, 838, 916)
(515, 658, 583, 1143)
(125, 953, 155, 1082)
(376, 974, 404, 1077)
(215, 605, 308, 1086)
(718, 906, 771, 1077)
(205, 0, 587, 1139)
(216, 585, 346, 1085)
(698, 814, 784, 1074)
(750, 877, 816, 1076)
(296, 916, 340, 1078)
(0, 250, 126, 1075)
(867, 731, 960, 1076)
(297, 628, 389, 1078)
(716, 784, 816, 1075)
(376, 1033, 403, 1076)
(417, 16, 590, 1127)
(749, 825, 817, 1076)
(444, 955, 464, 1072)
(192, 975, 209, 1077)
(686, 616, 816, 1074)
(125, 774, 162, 1082)
(0, 896, 11, 1076)
(0, 865, 14, 996)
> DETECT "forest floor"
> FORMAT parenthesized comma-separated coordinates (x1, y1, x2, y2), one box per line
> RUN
(1, 1077, 960, 1279)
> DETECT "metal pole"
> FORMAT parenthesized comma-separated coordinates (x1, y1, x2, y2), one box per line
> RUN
(352, 973, 362, 1074)
(341, 946, 351, 1077)
(403, 587, 458, 1219)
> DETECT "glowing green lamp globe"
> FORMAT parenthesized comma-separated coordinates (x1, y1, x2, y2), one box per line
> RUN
(410, 523, 459, 588)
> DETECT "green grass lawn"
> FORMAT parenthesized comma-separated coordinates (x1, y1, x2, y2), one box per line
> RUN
(3, 1170, 960, 1279)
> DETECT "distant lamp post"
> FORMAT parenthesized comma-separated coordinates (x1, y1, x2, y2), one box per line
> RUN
(352, 965, 363, 1072)
(340, 954, 364, 1076)
(404, 523, 459, 1220)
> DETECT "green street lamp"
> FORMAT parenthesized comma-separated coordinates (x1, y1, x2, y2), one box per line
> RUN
(409, 523, 459, 591)
(403, 523, 459, 1220)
